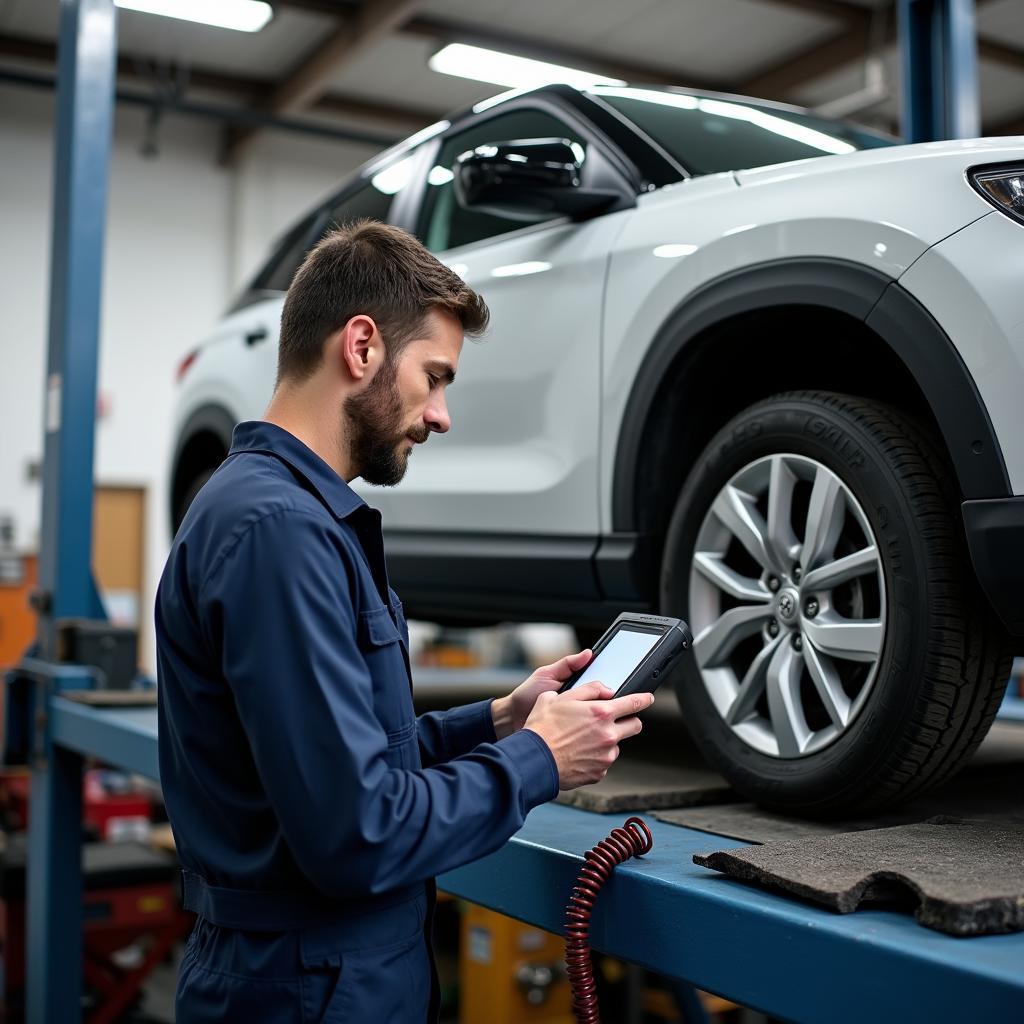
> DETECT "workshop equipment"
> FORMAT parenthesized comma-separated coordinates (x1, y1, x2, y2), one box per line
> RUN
(565, 817, 653, 1024)
(0, 767, 152, 841)
(459, 902, 573, 1024)
(0, 834, 192, 1024)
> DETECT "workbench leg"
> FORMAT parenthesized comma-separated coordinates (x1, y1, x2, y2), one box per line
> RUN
(28, 743, 84, 1023)
(667, 978, 712, 1024)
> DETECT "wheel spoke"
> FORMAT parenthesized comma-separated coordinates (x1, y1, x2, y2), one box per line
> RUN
(800, 466, 845, 572)
(766, 455, 800, 570)
(803, 640, 851, 729)
(725, 635, 782, 725)
(693, 552, 770, 603)
(801, 545, 878, 593)
(803, 615, 884, 663)
(711, 485, 774, 573)
(765, 641, 810, 757)
(694, 604, 773, 669)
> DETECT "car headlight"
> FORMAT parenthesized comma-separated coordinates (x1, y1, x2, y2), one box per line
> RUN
(969, 164, 1024, 226)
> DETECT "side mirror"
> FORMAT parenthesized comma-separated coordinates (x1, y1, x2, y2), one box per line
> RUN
(453, 138, 620, 222)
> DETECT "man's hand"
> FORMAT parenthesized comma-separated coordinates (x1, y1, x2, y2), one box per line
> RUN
(491, 649, 594, 740)
(523, 683, 655, 790)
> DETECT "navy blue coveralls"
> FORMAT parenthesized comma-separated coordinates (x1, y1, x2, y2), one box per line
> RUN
(155, 421, 560, 1022)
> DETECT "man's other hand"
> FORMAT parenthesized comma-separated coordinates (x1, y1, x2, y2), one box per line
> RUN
(491, 649, 594, 739)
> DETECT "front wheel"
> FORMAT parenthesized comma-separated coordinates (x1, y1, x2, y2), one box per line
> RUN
(661, 391, 1012, 816)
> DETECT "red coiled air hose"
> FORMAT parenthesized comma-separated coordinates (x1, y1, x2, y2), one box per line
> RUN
(564, 816, 654, 1024)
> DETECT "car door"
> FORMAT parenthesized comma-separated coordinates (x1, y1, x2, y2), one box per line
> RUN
(364, 104, 635, 544)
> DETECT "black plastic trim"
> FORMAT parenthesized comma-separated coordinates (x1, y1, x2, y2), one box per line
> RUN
(384, 530, 657, 623)
(384, 530, 600, 601)
(865, 286, 1010, 498)
(962, 496, 1024, 637)
(612, 258, 1011, 532)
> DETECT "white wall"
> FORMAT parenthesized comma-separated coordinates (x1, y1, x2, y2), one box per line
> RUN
(0, 83, 379, 671)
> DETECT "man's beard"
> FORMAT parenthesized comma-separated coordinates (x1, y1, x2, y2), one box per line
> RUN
(344, 359, 426, 486)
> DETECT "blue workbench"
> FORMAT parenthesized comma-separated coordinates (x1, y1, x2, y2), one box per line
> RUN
(35, 691, 1024, 1023)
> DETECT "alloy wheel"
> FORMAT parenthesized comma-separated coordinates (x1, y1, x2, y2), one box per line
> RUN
(688, 453, 886, 758)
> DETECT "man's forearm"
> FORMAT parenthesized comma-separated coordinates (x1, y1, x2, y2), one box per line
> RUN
(491, 695, 516, 740)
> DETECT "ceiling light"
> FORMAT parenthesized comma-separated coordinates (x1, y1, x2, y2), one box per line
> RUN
(430, 43, 625, 90)
(113, 0, 273, 33)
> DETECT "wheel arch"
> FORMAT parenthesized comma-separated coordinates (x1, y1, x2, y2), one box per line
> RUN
(170, 403, 236, 532)
(610, 258, 1011, 559)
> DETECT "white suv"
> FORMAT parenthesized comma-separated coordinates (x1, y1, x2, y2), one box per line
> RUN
(170, 84, 1024, 815)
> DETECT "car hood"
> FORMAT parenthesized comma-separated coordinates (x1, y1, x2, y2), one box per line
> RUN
(735, 135, 1024, 185)
(723, 136, 1024, 250)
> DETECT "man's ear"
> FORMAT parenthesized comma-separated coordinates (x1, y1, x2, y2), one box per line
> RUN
(335, 315, 380, 382)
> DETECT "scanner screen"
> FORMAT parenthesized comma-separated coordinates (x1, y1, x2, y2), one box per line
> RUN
(569, 628, 661, 692)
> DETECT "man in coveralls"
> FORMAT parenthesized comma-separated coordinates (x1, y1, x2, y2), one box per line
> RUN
(156, 221, 653, 1022)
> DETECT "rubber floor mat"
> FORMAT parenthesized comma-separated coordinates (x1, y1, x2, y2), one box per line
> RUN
(693, 817, 1024, 936)
(556, 758, 733, 813)
(655, 722, 1024, 842)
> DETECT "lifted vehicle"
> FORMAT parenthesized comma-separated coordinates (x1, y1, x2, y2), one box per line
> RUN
(171, 83, 1024, 815)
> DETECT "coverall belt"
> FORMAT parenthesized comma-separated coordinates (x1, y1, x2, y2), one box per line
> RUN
(181, 869, 422, 932)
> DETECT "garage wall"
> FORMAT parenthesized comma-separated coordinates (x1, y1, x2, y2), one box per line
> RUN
(0, 83, 378, 670)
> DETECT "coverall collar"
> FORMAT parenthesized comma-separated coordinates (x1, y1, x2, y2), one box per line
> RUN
(228, 420, 367, 521)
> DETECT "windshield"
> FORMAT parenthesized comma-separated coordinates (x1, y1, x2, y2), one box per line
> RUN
(591, 86, 897, 176)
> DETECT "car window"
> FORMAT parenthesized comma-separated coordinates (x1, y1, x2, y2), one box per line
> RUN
(249, 155, 416, 296)
(251, 211, 320, 294)
(592, 86, 895, 176)
(323, 152, 417, 232)
(419, 109, 587, 253)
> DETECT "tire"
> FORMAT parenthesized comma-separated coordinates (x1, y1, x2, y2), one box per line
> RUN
(174, 467, 216, 531)
(661, 391, 1012, 816)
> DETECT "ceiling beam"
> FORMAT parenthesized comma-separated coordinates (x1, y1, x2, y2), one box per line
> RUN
(273, 0, 424, 117)
(0, 31, 442, 134)
(741, 0, 1020, 103)
(754, 0, 868, 24)
(988, 114, 1024, 136)
(275, 0, 727, 90)
(223, 0, 426, 164)
(740, 22, 874, 98)
(979, 37, 1024, 74)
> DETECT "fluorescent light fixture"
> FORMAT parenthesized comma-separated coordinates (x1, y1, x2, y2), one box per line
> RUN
(430, 43, 625, 90)
(653, 243, 698, 259)
(491, 261, 552, 278)
(371, 155, 416, 195)
(428, 165, 455, 187)
(114, 0, 273, 32)
(446, 263, 469, 278)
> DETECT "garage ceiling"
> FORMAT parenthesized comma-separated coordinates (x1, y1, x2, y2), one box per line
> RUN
(1, 0, 1022, 159)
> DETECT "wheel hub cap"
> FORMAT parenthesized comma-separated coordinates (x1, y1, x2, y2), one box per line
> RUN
(775, 589, 799, 625)
(687, 453, 887, 759)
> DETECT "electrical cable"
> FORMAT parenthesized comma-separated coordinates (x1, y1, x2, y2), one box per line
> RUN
(564, 816, 654, 1024)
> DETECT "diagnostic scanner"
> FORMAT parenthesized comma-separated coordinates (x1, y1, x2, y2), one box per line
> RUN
(559, 613, 692, 698)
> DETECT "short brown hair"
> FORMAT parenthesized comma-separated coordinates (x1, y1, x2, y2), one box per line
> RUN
(277, 220, 489, 383)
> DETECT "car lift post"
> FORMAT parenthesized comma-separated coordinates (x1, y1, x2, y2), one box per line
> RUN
(898, 0, 980, 142)
(22, 1, 117, 1021)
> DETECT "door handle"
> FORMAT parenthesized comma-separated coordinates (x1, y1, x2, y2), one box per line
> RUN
(245, 327, 268, 347)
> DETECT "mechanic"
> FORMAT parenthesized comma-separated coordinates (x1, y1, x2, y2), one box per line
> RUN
(155, 219, 653, 1023)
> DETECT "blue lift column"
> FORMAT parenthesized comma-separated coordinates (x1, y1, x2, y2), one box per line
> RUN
(898, 0, 980, 142)
(25, 1, 117, 1021)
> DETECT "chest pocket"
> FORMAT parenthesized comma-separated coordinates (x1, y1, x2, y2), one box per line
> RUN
(357, 604, 417, 767)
